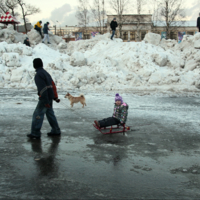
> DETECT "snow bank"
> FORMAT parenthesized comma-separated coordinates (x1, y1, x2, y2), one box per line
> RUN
(0, 30, 200, 93)
(0, 24, 27, 44)
(27, 29, 65, 51)
(144, 32, 161, 46)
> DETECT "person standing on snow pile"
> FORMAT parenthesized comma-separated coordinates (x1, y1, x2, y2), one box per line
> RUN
(94, 93, 128, 128)
(42, 22, 51, 44)
(34, 21, 43, 38)
(197, 13, 200, 32)
(27, 58, 61, 139)
(110, 18, 118, 40)
(23, 37, 30, 47)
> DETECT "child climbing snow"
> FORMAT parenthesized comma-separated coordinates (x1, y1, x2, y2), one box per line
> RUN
(94, 93, 128, 128)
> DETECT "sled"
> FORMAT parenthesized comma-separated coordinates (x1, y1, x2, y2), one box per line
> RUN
(93, 123, 130, 135)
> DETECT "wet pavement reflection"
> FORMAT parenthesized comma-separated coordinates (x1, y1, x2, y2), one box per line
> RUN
(29, 137, 61, 177)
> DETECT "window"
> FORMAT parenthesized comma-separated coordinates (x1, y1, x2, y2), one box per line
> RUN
(170, 32, 177, 40)
(141, 31, 146, 40)
(130, 32, 135, 40)
(187, 31, 194, 35)
(123, 32, 128, 40)
(83, 34, 90, 39)
(152, 31, 160, 34)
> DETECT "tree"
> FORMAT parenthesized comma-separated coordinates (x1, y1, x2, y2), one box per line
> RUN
(159, 0, 186, 39)
(150, 0, 160, 33)
(5, 0, 19, 30)
(76, 0, 90, 33)
(0, 0, 20, 30)
(134, 0, 147, 41)
(90, 0, 106, 34)
(109, 0, 131, 38)
(137, 0, 144, 14)
(0, 0, 8, 15)
(17, 0, 40, 33)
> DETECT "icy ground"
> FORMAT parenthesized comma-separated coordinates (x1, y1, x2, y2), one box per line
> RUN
(1, 89, 200, 199)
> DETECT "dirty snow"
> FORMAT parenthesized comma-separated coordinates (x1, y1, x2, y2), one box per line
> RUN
(0, 25, 200, 93)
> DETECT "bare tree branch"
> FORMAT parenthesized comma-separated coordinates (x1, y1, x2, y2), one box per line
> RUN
(17, 0, 40, 33)
(90, 0, 106, 33)
(76, 0, 90, 33)
(0, 0, 8, 14)
(159, 0, 186, 39)
(109, 0, 131, 38)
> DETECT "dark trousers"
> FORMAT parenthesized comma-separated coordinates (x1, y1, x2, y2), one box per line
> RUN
(34, 26, 42, 37)
(111, 30, 115, 39)
(98, 117, 120, 128)
(31, 100, 61, 137)
(199, 27, 200, 32)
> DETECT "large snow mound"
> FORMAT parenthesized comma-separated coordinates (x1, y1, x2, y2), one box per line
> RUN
(0, 30, 200, 93)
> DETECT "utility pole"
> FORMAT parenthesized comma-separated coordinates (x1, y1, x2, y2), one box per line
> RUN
(53, 25, 56, 35)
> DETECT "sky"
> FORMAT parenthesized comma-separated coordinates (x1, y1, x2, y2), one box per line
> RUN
(23, 0, 200, 27)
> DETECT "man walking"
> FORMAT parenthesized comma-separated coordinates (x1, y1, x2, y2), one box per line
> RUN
(34, 21, 43, 38)
(197, 13, 200, 32)
(42, 22, 51, 44)
(27, 58, 61, 139)
(110, 18, 118, 40)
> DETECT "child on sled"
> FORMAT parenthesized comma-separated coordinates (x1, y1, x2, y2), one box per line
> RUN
(94, 93, 128, 128)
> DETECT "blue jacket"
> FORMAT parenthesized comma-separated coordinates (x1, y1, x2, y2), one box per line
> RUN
(34, 67, 58, 104)
(43, 23, 49, 34)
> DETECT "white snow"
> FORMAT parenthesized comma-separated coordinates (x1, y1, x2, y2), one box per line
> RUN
(0, 26, 200, 93)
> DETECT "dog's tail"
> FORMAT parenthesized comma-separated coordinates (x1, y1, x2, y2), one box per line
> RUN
(80, 94, 85, 98)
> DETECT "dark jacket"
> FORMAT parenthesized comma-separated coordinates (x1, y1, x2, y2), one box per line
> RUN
(113, 102, 129, 124)
(24, 39, 30, 47)
(34, 68, 58, 104)
(110, 20, 118, 30)
(43, 23, 49, 34)
(197, 17, 200, 27)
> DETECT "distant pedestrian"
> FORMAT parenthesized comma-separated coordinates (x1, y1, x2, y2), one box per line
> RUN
(110, 18, 118, 40)
(23, 37, 30, 47)
(42, 22, 51, 44)
(27, 58, 61, 139)
(34, 21, 43, 38)
(197, 13, 200, 32)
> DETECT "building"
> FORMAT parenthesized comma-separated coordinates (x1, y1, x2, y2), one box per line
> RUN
(107, 15, 198, 41)
(47, 15, 198, 42)
(17, 23, 33, 33)
(107, 14, 152, 41)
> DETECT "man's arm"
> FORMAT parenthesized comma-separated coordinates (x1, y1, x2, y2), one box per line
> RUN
(35, 73, 50, 105)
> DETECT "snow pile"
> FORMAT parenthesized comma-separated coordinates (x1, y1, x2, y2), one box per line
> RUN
(0, 24, 27, 44)
(0, 41, 33, 56)
(0, 25, 66, 52)
(0, 32, 200, 93)
(27, 29, 65, 51)
(144, 32, 161, 46)
(2, 53, 21, 67)
(67, 33, 114, 54)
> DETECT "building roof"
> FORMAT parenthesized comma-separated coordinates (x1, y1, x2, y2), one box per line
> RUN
(0, 12, 20, 24)
(153, 20, 196, 27)
(107, 14, 152, 16)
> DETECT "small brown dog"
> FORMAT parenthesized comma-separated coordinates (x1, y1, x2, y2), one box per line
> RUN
(64, 93, 86, 108)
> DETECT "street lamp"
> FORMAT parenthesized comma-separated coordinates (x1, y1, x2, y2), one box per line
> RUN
(57, 20, 62, 36)
(50, 20, 57, 35)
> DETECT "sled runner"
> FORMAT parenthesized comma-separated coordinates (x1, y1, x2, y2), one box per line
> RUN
(93, 123, 130, 135)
